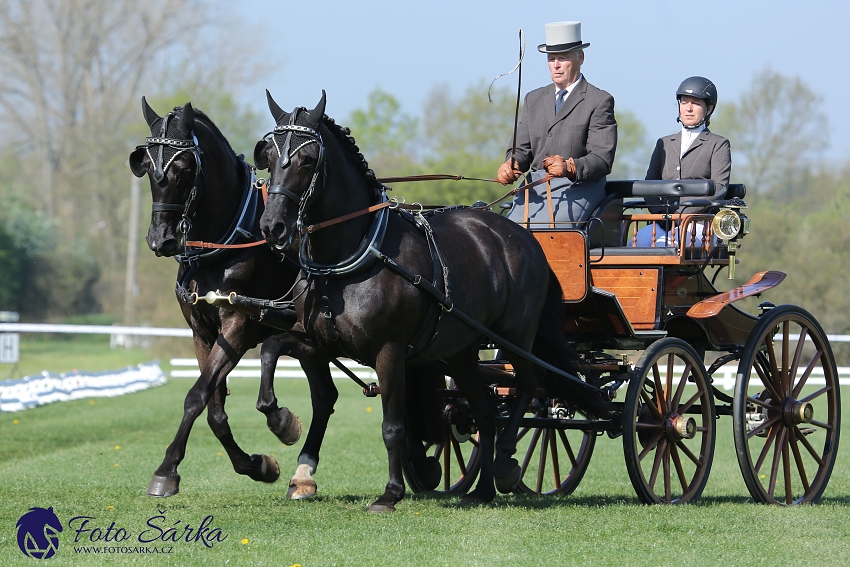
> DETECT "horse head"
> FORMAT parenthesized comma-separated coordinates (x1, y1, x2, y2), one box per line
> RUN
(256, 90, 326, 251)
(129, 97, 202, 257)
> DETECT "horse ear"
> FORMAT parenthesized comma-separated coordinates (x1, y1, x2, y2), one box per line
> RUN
(129, 147, 147, 177)
(308, 90, 326, 126)
(266, 90, 287, 124)
(253, 139, 270, 170)
(141, 96, 161, 129)
(178, 102, 194, 137)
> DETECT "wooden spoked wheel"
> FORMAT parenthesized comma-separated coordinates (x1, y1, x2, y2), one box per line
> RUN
(623, 338, 716, 504)
(732, 305, 841, 505)
(514, 405, 596, 496)
(402, 380, 481, 494)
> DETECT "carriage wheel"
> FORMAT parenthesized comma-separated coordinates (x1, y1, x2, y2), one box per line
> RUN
(402, 380, 481, 494)
(623, 338, 715, 504)
(514, 406, 596, 496)
(732, 305, 841, 505)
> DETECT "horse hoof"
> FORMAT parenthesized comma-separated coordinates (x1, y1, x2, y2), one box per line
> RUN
(495, 465, 522, 494)
(413, 456, 442, 491)
(147, 473, 180, 497)
(250, 454, 281, 483)
(367, 502, 396, 513)
(269, 409, 302, 446)
(287, 478, 317, 500)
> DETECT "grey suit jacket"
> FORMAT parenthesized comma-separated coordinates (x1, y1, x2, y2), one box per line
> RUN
(509, 77, 617, 182)
(645, 129, 731, 200)
(505, 77, 617, 224)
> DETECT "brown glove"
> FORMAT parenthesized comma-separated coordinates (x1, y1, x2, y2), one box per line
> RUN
(542, 155, 576, 181)
(497, 159, 523, 185)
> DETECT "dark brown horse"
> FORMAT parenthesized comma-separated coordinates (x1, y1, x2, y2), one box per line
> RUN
(256, 91, 608, 511)
(129, 99, 339, 498)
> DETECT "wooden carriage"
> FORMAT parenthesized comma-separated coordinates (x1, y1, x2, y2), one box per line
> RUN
(402, 179, 841, 505)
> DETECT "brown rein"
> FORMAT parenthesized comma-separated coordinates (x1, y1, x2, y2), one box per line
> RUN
(243, 173, 557, 239)
(184, 239, 267, 249)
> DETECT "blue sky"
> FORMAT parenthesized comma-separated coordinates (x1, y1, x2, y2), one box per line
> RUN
(232, 0, 849, 163)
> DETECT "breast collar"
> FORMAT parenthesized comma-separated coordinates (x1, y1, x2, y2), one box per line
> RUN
(298, 190, 390, 277)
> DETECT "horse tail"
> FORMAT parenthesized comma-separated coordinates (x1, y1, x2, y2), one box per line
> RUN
(532, 269, 612, 418)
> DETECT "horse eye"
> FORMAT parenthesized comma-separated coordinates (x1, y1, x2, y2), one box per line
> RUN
(177, 168, 193, 179)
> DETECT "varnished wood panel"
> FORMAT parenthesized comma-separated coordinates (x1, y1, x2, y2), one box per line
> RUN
(532, 231, 588, 302)
(590, 268, 659, 329)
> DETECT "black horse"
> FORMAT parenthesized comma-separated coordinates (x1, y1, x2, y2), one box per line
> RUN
(129, 99, 340, 498)
(256, 91, 608, 511)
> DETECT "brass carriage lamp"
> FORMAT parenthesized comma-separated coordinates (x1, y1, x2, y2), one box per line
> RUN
(711, 206, 750, 280)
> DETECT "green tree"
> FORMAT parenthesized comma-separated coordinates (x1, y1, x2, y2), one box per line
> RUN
(711, 69, 827, 195)
(403, 80, 516, 206)
(610, 109, 650, 180)
(346, 87, 419, 177)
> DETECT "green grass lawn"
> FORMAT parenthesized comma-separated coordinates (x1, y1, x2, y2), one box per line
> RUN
(1, 341, 850, 566)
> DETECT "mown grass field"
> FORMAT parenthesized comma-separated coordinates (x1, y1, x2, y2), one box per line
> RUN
(1, 338, 850, 566)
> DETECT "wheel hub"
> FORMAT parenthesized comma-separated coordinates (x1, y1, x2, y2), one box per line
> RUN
(782, 398, 814, 427)
(666, 413, 697, 440)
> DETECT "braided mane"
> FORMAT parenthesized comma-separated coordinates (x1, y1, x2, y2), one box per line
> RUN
(320, 114, 383, 196)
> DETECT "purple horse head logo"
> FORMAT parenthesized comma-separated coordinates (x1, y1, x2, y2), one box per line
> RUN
(16, 507, 62, 559)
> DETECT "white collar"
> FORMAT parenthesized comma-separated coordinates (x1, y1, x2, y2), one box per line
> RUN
(680, 123, 706, 155)
(556, 74, 583, 98)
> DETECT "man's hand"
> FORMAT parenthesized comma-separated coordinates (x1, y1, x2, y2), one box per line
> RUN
(543, 155, 576, 180)
(497, 159, 523, 185)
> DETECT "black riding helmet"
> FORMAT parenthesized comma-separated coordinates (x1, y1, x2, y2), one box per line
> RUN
(676, 76, 717, 127)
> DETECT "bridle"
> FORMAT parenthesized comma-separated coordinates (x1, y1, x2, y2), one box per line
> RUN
(138, 110, 205, 245)
(264, 109, 393, 276)
(264, 109, 327, 236)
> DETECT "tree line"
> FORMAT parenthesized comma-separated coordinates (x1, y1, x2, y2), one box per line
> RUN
(0, 1, 847, 362)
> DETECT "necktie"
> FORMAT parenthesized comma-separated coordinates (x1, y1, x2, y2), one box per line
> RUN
(555, 89, 567, 113)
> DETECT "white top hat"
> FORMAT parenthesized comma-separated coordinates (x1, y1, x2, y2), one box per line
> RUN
(538, 21, 590, 53)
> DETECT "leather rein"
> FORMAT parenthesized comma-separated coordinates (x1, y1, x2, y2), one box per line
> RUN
(289, 173, 554, 236)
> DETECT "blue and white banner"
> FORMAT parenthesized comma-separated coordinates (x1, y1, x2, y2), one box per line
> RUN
(0, 362, 166, 413)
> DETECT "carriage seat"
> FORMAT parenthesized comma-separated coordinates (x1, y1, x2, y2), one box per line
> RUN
(587, 180, 712, 249)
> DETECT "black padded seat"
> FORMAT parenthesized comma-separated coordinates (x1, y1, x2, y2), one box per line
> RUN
(605, 179, 716, 198)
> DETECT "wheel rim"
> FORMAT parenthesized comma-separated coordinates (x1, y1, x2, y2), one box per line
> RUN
(733, 307, 841, 505)
(624, 339, 715, 504)
(515, 406, 596, 496)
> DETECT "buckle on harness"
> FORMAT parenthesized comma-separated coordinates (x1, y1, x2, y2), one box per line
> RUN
(362, 382, 381, 397)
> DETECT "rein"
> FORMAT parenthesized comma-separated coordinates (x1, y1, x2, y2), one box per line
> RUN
(296, 173, 555, 235)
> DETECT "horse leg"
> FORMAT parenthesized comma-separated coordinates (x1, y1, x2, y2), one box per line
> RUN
(257, 335, 303, 446)
(443, 347, 497, 505)
(207, 374, 280, 484)
(288, 356, 337, 499)
(368, 343, 407, 512)
(493, 357, 537, 493)
(147, 334, 212, 497)
(147, 333, 274, 497)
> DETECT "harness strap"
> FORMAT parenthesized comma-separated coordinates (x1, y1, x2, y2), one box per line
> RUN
(151, 202, 186, 212)
(267, 185, 301, 203)
(302, 201, 393, 234)
(377, 174, 499, 183)
(183, 239, 267, 249)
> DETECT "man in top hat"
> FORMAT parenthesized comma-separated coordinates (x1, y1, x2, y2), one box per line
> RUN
(498, 21, 617, 225)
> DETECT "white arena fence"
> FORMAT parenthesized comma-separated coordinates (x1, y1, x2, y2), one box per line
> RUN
(1, 324, 849, 393)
